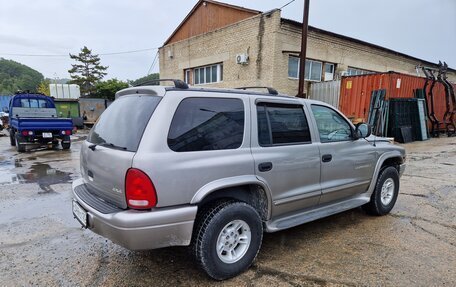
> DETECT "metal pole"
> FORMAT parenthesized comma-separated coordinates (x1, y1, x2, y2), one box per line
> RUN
(298, 0, 310, 98)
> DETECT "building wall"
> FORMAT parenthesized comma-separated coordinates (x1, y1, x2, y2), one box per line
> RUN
(159, 10, 282, 90)
(274, 21, 456, 96)
(159, 9, 456, 96)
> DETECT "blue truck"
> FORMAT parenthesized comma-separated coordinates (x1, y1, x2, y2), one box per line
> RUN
(8, 93, 73, 152)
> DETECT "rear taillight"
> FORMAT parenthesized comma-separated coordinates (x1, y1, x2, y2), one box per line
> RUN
(61, 130, 72, 135)
(21, 130, 33, 136)
(125, 168, 157, 209)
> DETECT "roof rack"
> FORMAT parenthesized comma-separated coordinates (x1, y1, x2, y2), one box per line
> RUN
(235, 86, 278, 95)
(134, 79, 189, 89)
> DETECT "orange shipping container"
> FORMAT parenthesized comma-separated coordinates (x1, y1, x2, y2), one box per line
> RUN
(339, 72, 451, 124)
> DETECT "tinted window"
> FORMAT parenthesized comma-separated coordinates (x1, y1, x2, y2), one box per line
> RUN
(88, 95, 161, 152)
(20, 99, 31, 108)
(257, 103, 311, 146)
(168, 98, 244, 152)
(29, 99, 39, 108)
(38, 99, 48, 108)
(311, 105, 352, 143)
(15, 97, 53, 108)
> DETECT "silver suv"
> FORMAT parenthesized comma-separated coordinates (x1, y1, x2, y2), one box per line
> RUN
(72, 81, 406, 280)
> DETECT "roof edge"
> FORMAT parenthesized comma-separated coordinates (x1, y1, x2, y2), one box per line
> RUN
(163, 0, 260, 46)
(281, 18, 456, 73)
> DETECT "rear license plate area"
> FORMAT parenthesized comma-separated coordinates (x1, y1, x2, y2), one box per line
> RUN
(72, 201, 88, 228)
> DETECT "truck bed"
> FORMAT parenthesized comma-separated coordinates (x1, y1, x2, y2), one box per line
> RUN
(11, 117, 73, 131)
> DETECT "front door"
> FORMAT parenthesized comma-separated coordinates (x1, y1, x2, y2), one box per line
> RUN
(309, 104, 377, 204)
(250, 99, 321, 217)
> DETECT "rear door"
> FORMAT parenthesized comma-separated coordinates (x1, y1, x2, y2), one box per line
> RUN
(81, 94, 161, 209)
(250, 98, 321, 218)
(308, 104, 377, 204)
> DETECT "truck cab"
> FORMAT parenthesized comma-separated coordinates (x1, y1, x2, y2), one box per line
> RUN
(8, 92, 73, 152)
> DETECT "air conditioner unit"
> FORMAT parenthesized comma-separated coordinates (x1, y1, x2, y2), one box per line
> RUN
(236, 54, 249, 65)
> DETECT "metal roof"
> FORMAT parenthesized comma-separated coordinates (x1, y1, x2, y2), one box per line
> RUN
(281, 18, 456, 73)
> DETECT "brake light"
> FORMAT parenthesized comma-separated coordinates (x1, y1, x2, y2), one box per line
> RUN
(125, 168, 157, 209)
(21, 130, 33, 136)
(61, 130, 72, 135)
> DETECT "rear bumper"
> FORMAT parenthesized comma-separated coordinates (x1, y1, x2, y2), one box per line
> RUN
(72, 178, 197, 250)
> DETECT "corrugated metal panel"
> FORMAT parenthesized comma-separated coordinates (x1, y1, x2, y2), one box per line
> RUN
(0, 95, 12, 111)
(49, 84, 81, 99)
(165, 1, 259, 45)
(339, 72, 449, 123)
(309, 80, 341, 108)
(54, 100, 80, 118)
(79, 98, 106, 124)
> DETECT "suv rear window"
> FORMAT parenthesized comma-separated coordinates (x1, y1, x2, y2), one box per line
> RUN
(168, 97, 244, 152)
(88, 95, 161, 152)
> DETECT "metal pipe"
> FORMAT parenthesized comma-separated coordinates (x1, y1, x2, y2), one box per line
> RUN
(297, 0, 310, 98)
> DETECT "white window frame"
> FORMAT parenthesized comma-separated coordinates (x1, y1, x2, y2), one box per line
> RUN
(193, 63, 223, 85)
(184, 69, 191, 84)
(288, 56, 323, 82)
(324, 63, 335, 81)
(347, 67, 373, 76)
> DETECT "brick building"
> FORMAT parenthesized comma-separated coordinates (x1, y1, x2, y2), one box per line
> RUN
(159, 0, 456, 96)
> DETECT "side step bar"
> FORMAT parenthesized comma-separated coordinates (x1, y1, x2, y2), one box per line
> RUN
(265, 196, 370, 232)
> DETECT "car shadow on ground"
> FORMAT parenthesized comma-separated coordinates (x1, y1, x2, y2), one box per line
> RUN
(115, 208, 370, 285)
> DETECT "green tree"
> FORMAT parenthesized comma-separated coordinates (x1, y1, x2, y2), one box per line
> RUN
(0, 58, 44, 94)
(130, 73, 159, 86)
(68, 46, 108, 96)
(37, 79, 51, 96)
(94, 79, 129, 101)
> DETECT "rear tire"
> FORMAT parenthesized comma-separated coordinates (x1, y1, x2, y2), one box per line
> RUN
(15, 135, 26, 152)
(61, 136, 71, 150)
(10, 130, 16, 146)
(363, 166, 399, 216)
(192, 201, 263, 280)
(62, 142, 71, 150)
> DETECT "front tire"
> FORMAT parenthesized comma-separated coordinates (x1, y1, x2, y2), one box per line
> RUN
(364, 166, 399, 216)
(192, 201, 263, 280)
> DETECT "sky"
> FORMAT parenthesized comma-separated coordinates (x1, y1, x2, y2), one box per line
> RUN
(0, 0, 455, 81)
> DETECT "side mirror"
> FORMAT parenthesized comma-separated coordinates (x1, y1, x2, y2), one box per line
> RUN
(355, 123, 371, 139)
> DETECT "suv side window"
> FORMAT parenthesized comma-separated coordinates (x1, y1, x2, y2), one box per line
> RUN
(257, 103, 311, 146)
(311, 105, 353, 143)
(168, 97, 244, 152)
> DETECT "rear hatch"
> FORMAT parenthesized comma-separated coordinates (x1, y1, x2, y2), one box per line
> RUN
(81, 94, 161, 209)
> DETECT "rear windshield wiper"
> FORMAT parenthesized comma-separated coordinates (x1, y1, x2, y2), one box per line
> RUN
(88, 142, 127, 151)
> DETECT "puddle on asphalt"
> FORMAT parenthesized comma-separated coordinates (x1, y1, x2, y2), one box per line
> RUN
(0, 158, 23, 184)
(73, 135, 88, 142)
(0, 160, 72, 193)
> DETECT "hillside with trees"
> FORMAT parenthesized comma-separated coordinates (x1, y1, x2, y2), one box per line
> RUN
(0, 58, 44, 94)
(130, 73, 159, 86)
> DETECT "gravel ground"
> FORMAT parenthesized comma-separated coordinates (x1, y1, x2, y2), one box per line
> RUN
(0, 130, 454, 286)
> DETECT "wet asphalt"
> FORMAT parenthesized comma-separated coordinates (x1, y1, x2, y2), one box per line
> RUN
(0, 130, 455, 286)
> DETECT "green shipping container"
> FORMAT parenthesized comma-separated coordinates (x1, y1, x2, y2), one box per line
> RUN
(54, 100, 80, 118)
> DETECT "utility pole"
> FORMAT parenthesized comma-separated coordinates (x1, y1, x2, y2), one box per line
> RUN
(297, 0, 310, 98)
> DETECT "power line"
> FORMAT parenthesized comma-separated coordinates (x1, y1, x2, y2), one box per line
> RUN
(147, 51, 159, 75)
(0, 47, 159, 57)
(280, 0, 296, 10)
